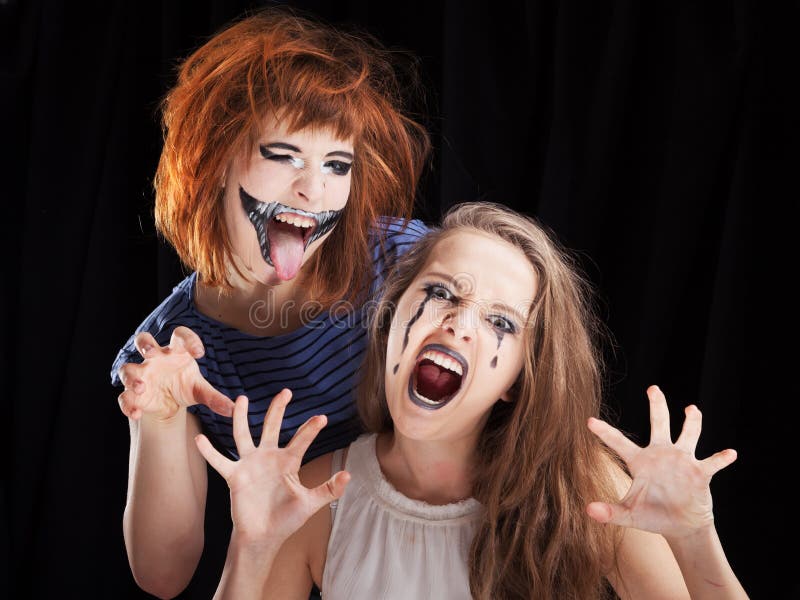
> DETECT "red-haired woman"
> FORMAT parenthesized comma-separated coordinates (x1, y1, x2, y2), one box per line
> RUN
(195, 202, 748, 599)
(111, 8, 430, 598)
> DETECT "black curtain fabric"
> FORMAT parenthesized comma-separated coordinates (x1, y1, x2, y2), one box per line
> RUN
(3, 0, 795, 597)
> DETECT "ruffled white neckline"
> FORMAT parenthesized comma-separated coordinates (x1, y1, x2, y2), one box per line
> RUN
(358, 434, 483, 522)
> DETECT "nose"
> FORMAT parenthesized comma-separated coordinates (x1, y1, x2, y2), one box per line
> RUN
(292, 165, 325, 206)
(441, 305, 477, 343)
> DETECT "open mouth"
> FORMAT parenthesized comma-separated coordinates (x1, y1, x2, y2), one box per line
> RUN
(240, 186, 344, 280)
(408, 344, 468, 411)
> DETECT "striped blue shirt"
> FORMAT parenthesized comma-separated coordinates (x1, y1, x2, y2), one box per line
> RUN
(111, 218, 429, 461)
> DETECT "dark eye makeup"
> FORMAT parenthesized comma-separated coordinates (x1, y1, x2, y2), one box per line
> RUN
(259, 145, 352, 176)
(424, 282, 456, 302)
(422, 281, 518, 335)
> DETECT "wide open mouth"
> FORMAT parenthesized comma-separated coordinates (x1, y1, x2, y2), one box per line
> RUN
(407, 344, 469, 411)
(239, 186, 344, 280)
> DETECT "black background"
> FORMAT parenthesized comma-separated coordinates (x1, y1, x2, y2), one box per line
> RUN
(3, 0, 796, 597)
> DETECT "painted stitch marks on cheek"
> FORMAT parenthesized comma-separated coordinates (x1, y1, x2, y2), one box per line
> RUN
(239, 186, 344, 280)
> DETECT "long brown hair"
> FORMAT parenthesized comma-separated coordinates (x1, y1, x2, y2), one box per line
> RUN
(155, 7, 430, 304)
(358, 202, 623, 599)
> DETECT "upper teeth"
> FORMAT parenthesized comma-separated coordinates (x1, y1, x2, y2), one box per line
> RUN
(275, 213, 316, 228)
(420, 350, 463, 376)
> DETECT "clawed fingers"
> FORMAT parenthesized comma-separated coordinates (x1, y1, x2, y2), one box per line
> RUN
(286, 415, 327, 459)
(171, 326, 206, 358)
(675, 404, 702, 454)
(134, 332, 159, 359)
(118, 363, 146, 394)
(195, 433, 233, 479)
(232, 396, 256, 455)
(647, 385, 672, 445)
(261, 389, 293, 446)
(118, 389, 145, 420)
(587, 417, 639, 464)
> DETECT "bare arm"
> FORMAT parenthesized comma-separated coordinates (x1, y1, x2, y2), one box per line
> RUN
(117, 327, 235, 598)
(123, 410, 207, 598)
(592, 386, 748, 600)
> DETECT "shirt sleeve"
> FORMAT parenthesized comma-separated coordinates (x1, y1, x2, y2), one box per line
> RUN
(370, 217, 431, 296)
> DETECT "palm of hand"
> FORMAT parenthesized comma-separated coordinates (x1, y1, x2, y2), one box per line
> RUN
(226, 445, 324, 541)
(587, 386, 737, 540)
(616, 444, 715, 537)
(195, 390, 349, 545)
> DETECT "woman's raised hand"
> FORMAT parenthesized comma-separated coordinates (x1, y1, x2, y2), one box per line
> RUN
(586, 385, 737, 540)
(195, 390, 350, 544)
(117, 326, 235, 421)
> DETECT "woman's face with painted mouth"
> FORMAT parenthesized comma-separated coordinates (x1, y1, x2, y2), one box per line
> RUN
(384, 230, 538, 443)
(223, 114, 354, 283)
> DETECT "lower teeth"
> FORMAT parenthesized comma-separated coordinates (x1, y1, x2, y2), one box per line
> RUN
(415, 391, 443, 405)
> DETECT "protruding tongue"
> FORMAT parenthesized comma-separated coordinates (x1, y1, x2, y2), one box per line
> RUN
(267, 219, 306, 280)
(416, 360, 461, 402)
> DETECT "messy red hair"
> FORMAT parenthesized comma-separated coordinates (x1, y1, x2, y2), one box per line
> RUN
(154, 7, 430, 303)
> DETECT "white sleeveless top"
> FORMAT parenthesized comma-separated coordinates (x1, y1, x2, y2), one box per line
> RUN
(321, 433, 483, 599)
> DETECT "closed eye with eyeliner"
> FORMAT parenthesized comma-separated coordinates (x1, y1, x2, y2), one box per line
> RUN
(259, 143, 353, 175)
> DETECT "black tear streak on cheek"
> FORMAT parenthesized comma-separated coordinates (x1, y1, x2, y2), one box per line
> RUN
(495, 331, 504, 350)
(402, 293, 433, 352)
(393, 364, 399, 374)
(490, 356, 497, 369)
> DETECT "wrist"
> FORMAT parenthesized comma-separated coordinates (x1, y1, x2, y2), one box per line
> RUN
(140, 406, 187, 427)
(229, 528, 284, 560)
(664, 521, 718, 549)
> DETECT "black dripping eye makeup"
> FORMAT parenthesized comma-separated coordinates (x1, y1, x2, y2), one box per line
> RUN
(488, 314, 516, 334)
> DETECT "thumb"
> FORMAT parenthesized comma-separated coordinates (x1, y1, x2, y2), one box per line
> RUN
(586, 501, 633, 528)
(189, 376, 236, 417)
(309, 470, 351, 510)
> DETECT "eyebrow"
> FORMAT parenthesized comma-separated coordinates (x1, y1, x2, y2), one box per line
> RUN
(423, 271, 529, 323)
(489, 301, 528, 324)
(262, 142, 353, 161)
(326, 150, 354, 160)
